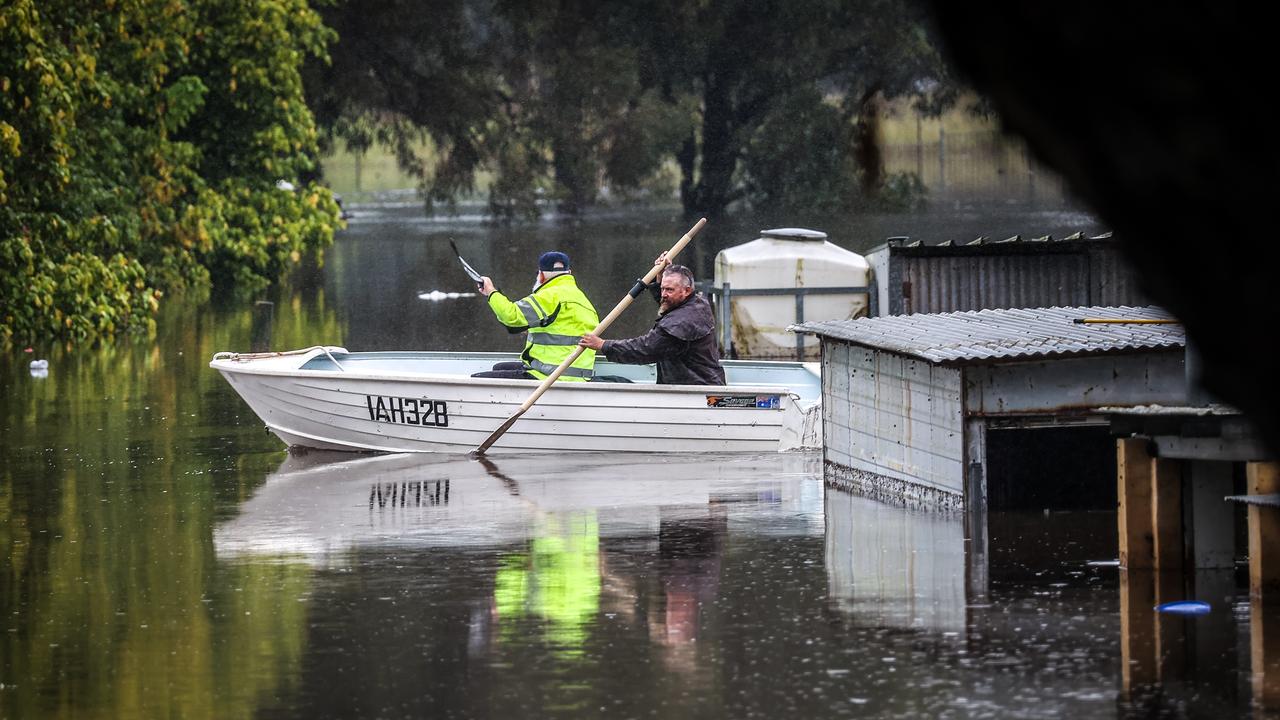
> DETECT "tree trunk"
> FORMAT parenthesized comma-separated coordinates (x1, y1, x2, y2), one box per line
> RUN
(685, 70, 738, 220)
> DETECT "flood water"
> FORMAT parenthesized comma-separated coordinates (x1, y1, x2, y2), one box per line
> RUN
(0, 202, 1259, 718)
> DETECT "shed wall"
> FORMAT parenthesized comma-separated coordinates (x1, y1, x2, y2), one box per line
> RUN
(823, 342, 966, 496)
(963, 351, 1187, 416)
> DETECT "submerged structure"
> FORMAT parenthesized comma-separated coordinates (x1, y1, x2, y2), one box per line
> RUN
(794, 305, 1187, 590)
(795, 305, 1185, 508)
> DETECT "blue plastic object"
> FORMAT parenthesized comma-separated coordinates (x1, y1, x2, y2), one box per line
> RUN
(1155, 601, 1211, 615)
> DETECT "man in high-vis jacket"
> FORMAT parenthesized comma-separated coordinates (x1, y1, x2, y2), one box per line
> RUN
(474, 251, 600, 381)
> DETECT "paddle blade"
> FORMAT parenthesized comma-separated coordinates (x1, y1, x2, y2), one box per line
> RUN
(473, 409, 526, 456)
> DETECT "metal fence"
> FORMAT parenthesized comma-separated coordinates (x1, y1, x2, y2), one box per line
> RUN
(696, 282, 878, 360)
(882, 127, 1070, 206)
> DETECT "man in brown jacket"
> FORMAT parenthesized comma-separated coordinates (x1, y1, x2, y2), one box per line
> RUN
(579, 256, 725, 385)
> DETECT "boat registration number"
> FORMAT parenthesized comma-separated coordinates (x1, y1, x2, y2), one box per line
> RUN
(365, 394, 449, 427)
(706, 394, 780, 409)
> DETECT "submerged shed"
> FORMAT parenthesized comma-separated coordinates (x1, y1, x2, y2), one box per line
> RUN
(793, 305, 1187, 512)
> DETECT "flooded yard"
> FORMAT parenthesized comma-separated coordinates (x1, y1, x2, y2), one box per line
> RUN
(1, 204, 1257, 718)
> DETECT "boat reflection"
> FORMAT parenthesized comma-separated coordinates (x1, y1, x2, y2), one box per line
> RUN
(215, 449, 820, 564)
(215, 448, 821, 680)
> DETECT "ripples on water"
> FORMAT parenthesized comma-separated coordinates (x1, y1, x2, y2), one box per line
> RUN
(0, 203, 1255, 719)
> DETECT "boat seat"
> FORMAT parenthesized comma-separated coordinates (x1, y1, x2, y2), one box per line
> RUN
(589, 375, 634, 384)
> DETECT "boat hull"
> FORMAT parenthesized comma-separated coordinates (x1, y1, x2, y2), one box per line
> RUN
(212, 348, 820, 454)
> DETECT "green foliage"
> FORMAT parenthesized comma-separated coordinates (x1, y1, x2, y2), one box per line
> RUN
(741, 89, 930, 213)
(878, 171, 929, 212)
(308, 0, 953, 222)
(1, 288, 337, 718)
(0, 0, 342, 344)
(741, 90, 863, 214)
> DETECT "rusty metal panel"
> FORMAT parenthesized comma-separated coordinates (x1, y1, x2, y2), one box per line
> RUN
(963, 351, 1187, 415)
(823, 341, 965, 496)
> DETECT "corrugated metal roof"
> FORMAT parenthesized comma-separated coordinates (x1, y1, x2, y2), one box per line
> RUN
(791, 306, 1183, 364)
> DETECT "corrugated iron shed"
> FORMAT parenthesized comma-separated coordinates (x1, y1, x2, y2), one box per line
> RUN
(792, 305, 1182, 364)
(865, 233, 1147, 316)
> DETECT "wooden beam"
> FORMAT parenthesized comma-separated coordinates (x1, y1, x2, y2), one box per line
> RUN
(1153, 570, 1187, 682)
(1249, 462, 1280, 597)
(1120, 569, 1157, 693)
(1253, 595, 1280, 710)
(1151, 458, 1183, 570)
(1118, 438, 1155, 569)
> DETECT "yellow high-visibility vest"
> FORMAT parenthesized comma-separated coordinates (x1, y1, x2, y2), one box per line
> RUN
(487, 274, 599, 380)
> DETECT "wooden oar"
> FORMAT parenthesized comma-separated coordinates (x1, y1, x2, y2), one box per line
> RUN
(1071, 318, 1180, 324)
(472, 217, 708, 456)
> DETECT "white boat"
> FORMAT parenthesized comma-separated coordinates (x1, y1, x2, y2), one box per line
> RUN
(210, 346, 822, 453)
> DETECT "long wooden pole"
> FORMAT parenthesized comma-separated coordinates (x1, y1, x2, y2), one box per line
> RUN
(1072, 318, 1180, 324)
(472, 217, 707, 456)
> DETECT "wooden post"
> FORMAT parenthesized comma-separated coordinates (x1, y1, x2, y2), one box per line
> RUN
(1254, 594, 1280, 710)
(938, 127, 947, 193)
(1249, 462, 1280, 710)
(1120, 569, 1157, 693)
(1153, 569, 1187, 683)
(1152, 458, 1183, 570)
(965, 418, 989, 599)
(1118, 438, 1155, 569)
(1249, 462, 1280, 597)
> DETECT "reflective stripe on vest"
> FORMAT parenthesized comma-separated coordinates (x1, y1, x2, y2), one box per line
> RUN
(526, 332, 582, 346)
(526, 357, 594, 379)
(515, 299, 546, 327)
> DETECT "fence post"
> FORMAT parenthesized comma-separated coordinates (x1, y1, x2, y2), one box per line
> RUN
(1025, 144, 1035, 204)
(916, 113, 924, 180)
(794, 291, 805, 360)
(938, 127, 947, 194)
(721, 282, 732, 358)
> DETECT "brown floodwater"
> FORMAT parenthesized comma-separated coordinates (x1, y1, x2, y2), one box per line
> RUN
(2, 203, 1256, 718)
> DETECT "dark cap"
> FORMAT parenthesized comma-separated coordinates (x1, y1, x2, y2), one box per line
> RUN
(538, 251, 570, 272)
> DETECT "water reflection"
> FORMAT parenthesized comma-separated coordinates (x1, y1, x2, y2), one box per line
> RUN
(1119, 568, 1252, 715)
(214, 450, 816, 563)
(209, 450, 821, 717)
(9, 201, 1271, 719)
(0, 301, 327, 719)
(824, 488, 966, 632)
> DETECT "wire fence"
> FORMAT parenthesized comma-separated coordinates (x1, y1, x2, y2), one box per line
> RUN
(882, 127, 1071, 206)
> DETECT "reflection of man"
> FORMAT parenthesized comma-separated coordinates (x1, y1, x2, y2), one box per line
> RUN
(579, 255, 725, 385)
(475, 251, 599, 381)
(647, 514, 727, 673)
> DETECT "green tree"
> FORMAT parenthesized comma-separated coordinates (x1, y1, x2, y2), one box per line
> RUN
(308, 0, 685, 219)
(308, 0, 950, 221)
(0, 0, 342, 343)
(636, 0, 951, 218)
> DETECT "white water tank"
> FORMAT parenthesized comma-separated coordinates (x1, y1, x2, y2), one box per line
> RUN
(714, 228, 870, 358)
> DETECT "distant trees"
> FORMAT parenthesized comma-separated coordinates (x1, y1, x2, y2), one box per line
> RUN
(308, 0, 952, 220)
(0, 0, 343, 342)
